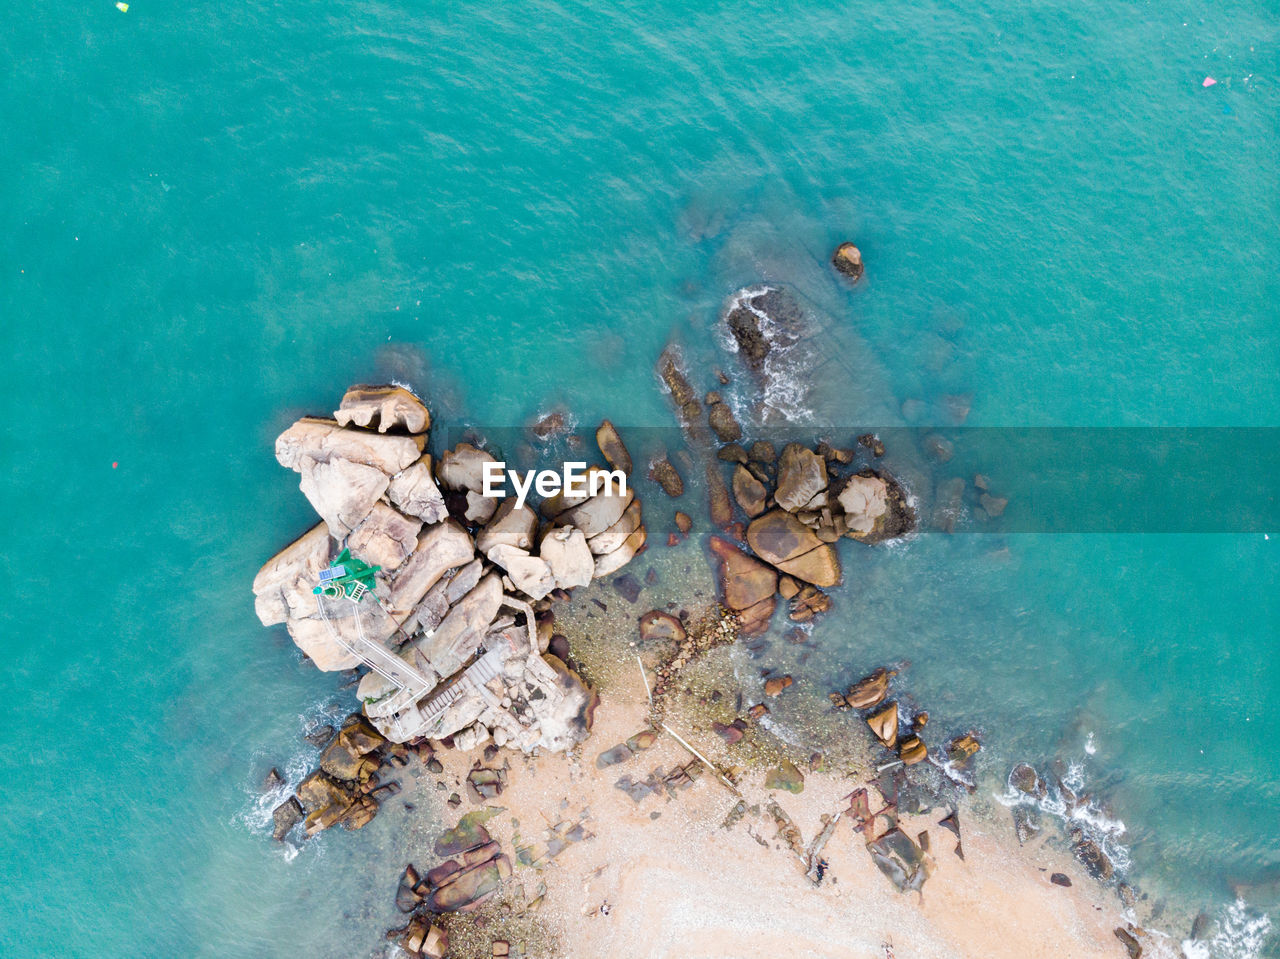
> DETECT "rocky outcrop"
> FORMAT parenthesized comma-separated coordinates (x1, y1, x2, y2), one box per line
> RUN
(746, 510, 841, 587)
(732, 465, 768, 518)
(708, 537, 777, 635)
(538, 525, 593, 590)
(347, 502, 422, 571)
(334, 385, 431, 434)
(298, 456, 390, 537)
(257, 387, 646, 757)
(595, 420, 632, 474)
(831, 242, 864, 281)
(387, 457, 449, 525)
(775, 443, 828, 513)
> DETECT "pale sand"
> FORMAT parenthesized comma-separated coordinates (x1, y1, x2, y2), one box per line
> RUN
(428, 655, 1128, 959)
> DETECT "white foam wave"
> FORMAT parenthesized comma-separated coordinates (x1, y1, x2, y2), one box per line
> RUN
(1209, 899, 1273, 959)
(994, 758, 1130, 872)
(719, 285, 816, 424)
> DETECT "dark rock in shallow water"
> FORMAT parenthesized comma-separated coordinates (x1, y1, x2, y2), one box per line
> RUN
(1011, 805, 1041, 844)
(1074, 837, 1115, 880)
(708, 402, 742, 443)
(305, 725, 335, 748)
(831, 242, 865, 281)
(648, 457, 684, 497)
(722, 286, 805, 375)
(1113, 927, 1142, 959)
(271, 797, 303, 841)
(717, 442, 748, 464)
(611, 573, 642, 603)
(595, 419, 632, 474)
(1009, 763, 1046, 798)
(706, 462, 734, 529)
(1050, 872, 1072, 887)
(638, 609, 685, 643)
(263, 767, 284, 791)
(396, 865, 422, 912)
(674, 511, 693, 534)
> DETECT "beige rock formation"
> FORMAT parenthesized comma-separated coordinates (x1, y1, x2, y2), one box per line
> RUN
(539, 525, 594, 590)
(298, 456, 389, 537)
(333, 385, 431, 434)
(387, 457, 448, 525)
(346, 502, 422, 571)
(275, 417, 423, 474)
(774, 443, 829, 512)
(838, 474, 889, 536)
(475, 499, 538, 557)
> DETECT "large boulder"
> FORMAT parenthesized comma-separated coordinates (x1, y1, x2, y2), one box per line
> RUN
(708, 537, 778, 612)
(648, 457, 684, 498)
(843, 470, 916, 543)
(488, 546, 557, 601)
(774, 444, 828, 513)
(385, 520, 475, 619)
(417, 573, 503, 677)
(559, 485, 635, 539)
(541, 467, 624, 518)
(333, 385, 430, 434)
(298, 456, 389, 537)
(387, 457, 448, 525)
(436, 443, 498, 493)
(837, 474, 889, 536)
(595, 420, 632, 474)
(732, 465, 768, 518)
(593, 525, 646, 578)
(708, 402, 742, 443)
(476, 499, 538, 557)
(346, 502, 422, 571)
(587, 499, 643, 556)
(276, 417, 424, 475)
(831, 242, 864, 282)
(539, 525, 593, 590)
(746, 510, 841, 587)
(253, 523, 331, 626)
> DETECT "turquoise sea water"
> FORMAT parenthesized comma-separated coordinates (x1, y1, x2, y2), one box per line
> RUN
(2, 1, 1277, 956)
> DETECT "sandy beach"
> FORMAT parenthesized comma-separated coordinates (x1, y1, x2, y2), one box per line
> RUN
(415, 616, 1133, 959)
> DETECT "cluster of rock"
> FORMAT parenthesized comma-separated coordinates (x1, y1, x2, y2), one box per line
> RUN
(708, 436, 914, 635)
(1006, 761, 1119, 883)
(653, 339, 916, 636)
(254, 385, 647, 757)
(270, 712, 420, 840)
(830, 666, 982, 778)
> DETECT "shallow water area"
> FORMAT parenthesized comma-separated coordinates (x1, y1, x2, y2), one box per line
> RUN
(3, 0, 1278, 956)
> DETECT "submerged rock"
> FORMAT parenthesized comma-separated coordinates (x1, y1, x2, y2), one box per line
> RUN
(648, 457, 684, 497)
(638, 610, 686, 643)
(595, 419, 633, 474)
